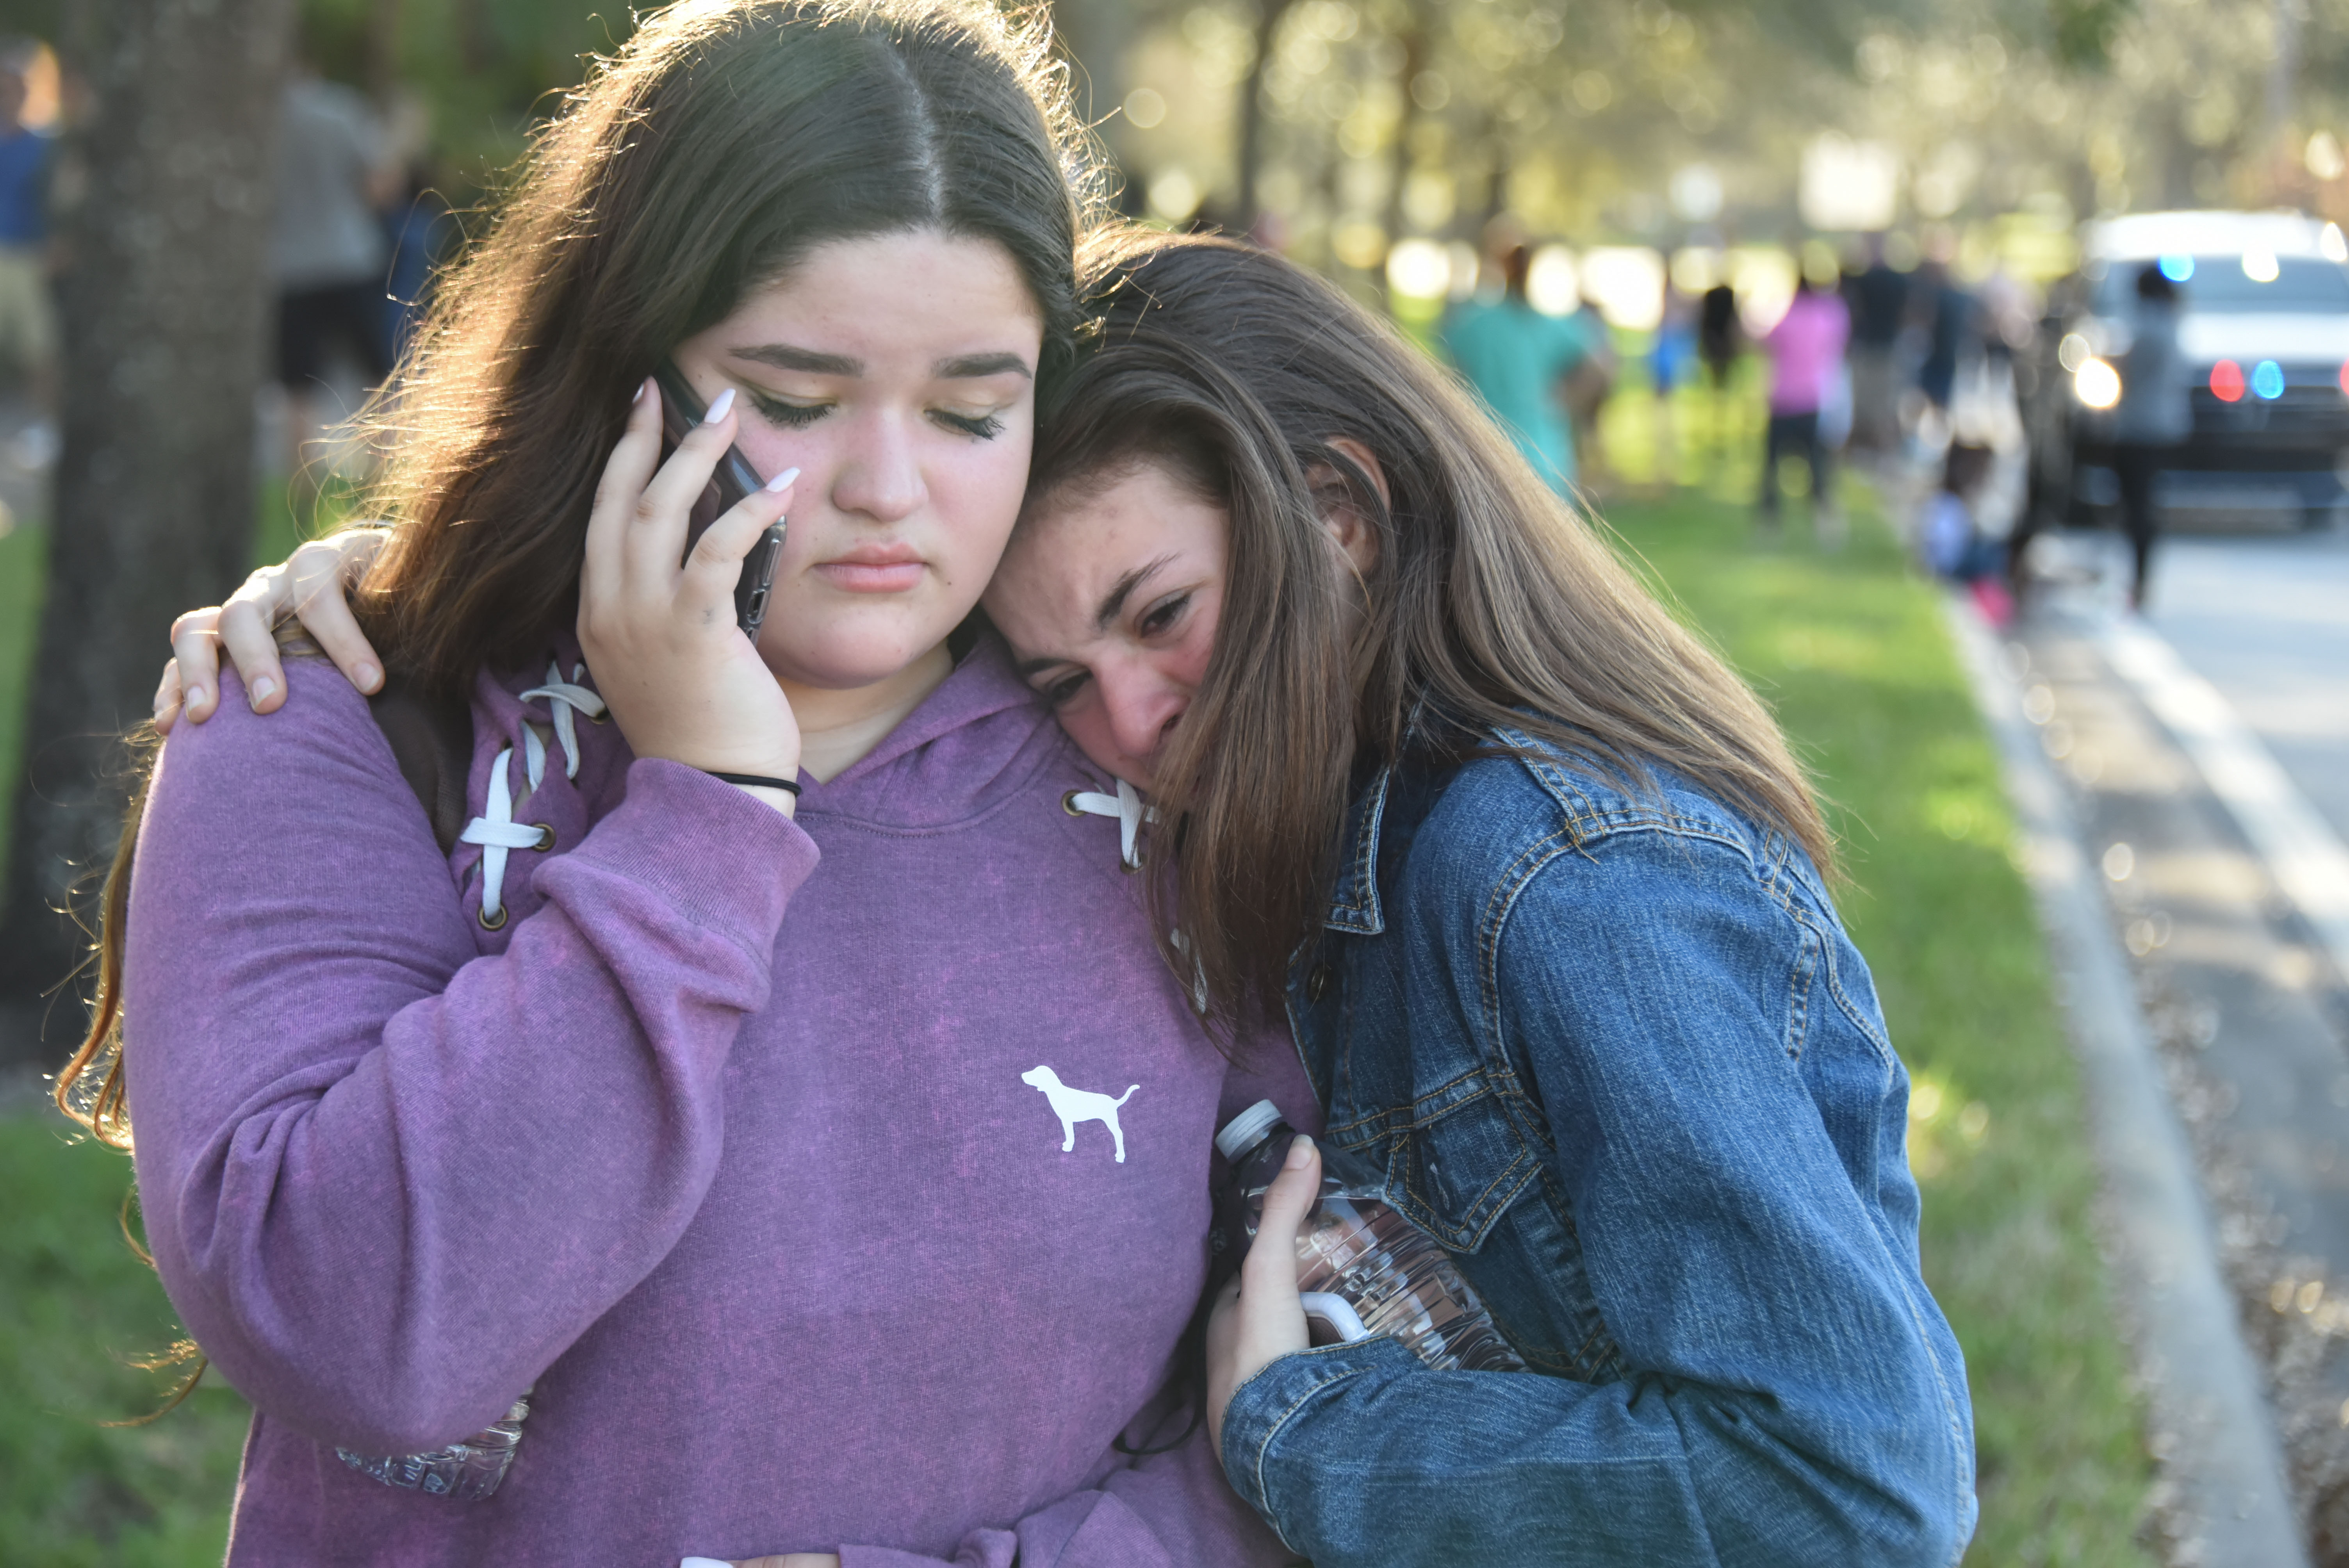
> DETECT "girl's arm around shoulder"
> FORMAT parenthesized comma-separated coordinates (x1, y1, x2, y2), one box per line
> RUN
(1220, 827, 1974, 1568)
(125, 659, 817, 1456)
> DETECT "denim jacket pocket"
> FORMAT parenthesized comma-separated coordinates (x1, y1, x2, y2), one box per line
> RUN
(1377, 1086, 1545, 1254)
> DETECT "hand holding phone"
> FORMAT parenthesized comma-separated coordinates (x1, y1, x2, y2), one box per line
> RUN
(576, 373, 804, 806)
(654, 361, 788, 640)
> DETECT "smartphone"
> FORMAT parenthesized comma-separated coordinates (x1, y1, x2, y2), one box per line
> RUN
(653, 360, 787, 640)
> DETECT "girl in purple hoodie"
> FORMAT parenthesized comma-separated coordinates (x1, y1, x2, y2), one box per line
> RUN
(63, 5, 1308, 1565)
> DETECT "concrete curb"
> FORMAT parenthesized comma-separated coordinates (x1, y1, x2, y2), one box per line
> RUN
(1943, 595, 2307, 1566)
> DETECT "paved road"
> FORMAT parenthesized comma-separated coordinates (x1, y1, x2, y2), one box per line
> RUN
(2013, 523, 2349, 1548)
(2146, 528, 2349, 846)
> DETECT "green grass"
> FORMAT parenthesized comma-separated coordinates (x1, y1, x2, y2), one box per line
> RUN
(1607, 483, 2157, 1564)
(0, 1118, 250, 1566)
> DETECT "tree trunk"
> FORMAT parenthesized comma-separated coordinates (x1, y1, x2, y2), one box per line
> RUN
(0, 0, 296, 1044)
(1235, 0, 1297, 226)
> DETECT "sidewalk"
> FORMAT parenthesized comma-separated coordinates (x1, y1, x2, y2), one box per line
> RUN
(1962, 531, 2349, 1561)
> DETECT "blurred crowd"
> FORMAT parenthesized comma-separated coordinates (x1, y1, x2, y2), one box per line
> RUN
(1433, 219, 2045, 618)
(0, 32, 453, 518)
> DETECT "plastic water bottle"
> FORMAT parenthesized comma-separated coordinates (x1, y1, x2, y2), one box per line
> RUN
(1217, 1101, 1526, 1373)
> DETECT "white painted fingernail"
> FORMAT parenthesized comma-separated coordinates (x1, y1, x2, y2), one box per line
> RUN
(764, 465, 800, 493)
(251, 677, 276, 706)
(186, 686, 205, 711)
(703, 388, 734, 424)
(632, 381, 646, 405)
(681, 1558, 732, 1567)
(355, 662, 380, 690)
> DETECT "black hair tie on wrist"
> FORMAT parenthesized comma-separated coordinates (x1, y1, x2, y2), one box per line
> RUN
(706, 770, 802, 796)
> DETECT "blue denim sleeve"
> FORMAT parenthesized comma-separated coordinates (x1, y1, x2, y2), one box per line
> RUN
(1220, 827, 1974, 1567)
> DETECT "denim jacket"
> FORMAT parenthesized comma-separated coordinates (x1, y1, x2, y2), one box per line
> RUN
(1219, 728, 1977, 1566)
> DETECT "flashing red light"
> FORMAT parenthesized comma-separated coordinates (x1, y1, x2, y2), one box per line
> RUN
(2210, 359, 2246, 402)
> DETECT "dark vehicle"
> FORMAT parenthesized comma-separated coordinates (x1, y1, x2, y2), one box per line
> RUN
(2023, 211, 2349, 529)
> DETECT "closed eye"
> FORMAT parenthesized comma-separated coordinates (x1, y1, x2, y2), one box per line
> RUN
(933, 409, 1006, 440)
(1137, 592, 1191, 639)
(1039, 668, 1091, 707)
(748, 391, 830, 430)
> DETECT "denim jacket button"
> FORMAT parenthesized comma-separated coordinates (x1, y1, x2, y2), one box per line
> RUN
(1306, 963, 1336, 1002)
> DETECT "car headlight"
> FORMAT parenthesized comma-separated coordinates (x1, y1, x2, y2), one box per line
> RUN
(2073, 358, 2122, 410)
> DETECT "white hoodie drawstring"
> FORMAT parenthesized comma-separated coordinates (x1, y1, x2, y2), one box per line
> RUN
(1065, 777, 1150, 869)
(1066, 779, 1206, 1011)
(460, 666, 599, 928)
(517, 661, 605, 780)
(459, 747, 546, 927)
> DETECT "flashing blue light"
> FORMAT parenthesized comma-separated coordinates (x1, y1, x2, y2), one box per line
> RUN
(2158, 254, 2195, 282)
(2252, 358, 2286, 399)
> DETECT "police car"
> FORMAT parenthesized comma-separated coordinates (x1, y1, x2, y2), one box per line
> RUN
(2025, 210, 2349, 528)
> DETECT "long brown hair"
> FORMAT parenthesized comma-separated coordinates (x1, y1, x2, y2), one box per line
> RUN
(58, 0, 1094, 1137)
(1029, 229, 1833, 1032)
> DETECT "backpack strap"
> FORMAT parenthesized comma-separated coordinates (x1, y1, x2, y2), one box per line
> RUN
(367, 674, 473, 855)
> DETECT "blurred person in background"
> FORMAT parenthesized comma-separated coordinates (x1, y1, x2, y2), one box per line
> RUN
(375, 93, 454, 368)
(2108, 262, 2191, 610)
(1842, 234, 1906, 461)
(1561, 289, 1618, 493)
(1920, 439, 2012, 624)
(1697, 278, 1741, 467)
(1648, 279, 1698, 487)
(1443, 239, 1596, 495)
(272, 42, 399, 505)
(1758, 270, 1850, 541)
(378, 166, 453, 367)
(1912, 239, 1975, 438)
(0, 42, 56, 470)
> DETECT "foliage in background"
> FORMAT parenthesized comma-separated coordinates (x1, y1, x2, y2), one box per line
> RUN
(1107, 0, 2349, 287)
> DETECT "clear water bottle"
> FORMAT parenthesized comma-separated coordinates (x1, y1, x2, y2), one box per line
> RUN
(337, 1390, 531, 1501)
(1217, 1101, 1526, 1373)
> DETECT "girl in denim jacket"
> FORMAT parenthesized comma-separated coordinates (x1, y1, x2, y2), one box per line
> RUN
(978, 231, 1977, 1567)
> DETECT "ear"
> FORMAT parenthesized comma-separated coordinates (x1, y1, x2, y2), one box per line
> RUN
(1306, 437, 1388, 577)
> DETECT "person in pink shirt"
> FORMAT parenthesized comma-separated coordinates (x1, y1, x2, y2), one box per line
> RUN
(1758, 273, 1851, 537)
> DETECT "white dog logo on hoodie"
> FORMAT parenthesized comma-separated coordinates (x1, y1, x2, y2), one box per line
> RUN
(1021, 1066, 1139, 1163)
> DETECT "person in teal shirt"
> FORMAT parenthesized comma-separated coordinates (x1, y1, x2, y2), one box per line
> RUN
(1441, 242, 1595, 493)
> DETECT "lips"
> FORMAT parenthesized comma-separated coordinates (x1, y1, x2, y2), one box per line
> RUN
(813, 543, 926, 593)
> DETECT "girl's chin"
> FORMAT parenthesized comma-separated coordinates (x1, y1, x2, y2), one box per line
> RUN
(759, 626, 962, 693)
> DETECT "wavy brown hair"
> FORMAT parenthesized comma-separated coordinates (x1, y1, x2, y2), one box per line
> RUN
(1029, 230, 1833, 1032)
(58, 0, 1093, 1135)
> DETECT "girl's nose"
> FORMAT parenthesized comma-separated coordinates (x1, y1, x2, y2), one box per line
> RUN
(1100, 665, 1188, 769)
(828, 413, 926, 523)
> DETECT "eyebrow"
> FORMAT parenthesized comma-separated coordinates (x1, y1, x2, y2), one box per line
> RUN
(730, 343, 862, 376)
(1095, 553, 1178, 632)
(725, 345, 1033, 381)
(937, 351, 1033, 381)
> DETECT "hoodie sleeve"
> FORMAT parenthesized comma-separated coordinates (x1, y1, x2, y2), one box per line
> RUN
(123, 660, 818, 1455)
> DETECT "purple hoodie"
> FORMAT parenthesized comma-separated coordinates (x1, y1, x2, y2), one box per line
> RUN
(122, 635, 1316, 1566)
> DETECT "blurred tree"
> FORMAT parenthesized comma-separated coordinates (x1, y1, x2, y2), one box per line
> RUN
(0, 0, 299, 1021)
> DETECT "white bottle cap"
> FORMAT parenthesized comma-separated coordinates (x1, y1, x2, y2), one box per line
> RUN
(1215, 1099, 1286, 1162)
